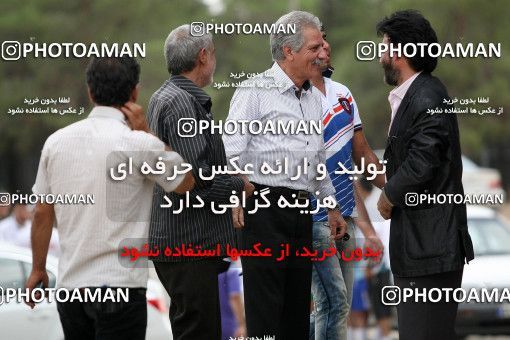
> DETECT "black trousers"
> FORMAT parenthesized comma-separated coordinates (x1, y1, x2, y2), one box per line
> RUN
(154, 258, 229, 340)
(56, 287, 147, 340)
(394, 269, 463, 340)
(240, 184, 313, 340)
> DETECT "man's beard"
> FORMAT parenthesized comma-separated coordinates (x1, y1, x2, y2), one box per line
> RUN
(382, 59, 400, 86)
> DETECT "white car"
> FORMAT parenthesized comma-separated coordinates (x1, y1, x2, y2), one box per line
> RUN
(0, 243, 172, 340)
(461, 156, 505, 200)
(456, 205, 510, 337)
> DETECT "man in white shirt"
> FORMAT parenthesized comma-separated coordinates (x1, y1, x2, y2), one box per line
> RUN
(224, 11, 346, 339)
(25, 56, 194, 340)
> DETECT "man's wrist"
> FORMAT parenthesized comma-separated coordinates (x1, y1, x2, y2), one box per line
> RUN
(234, 176, 247, 193)
(382, 188, 394, 207)
(31, 266, 47, 273)
(137, 123, 150, 133)
(327, 203, 339, 212)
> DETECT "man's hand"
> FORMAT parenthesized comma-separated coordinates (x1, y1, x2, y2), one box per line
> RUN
(174, 171, 195, 194)
(244, 181, 255, 198)
(120, 101, 149, 132)
(363, 234, 384, 265)
(377, 190, 393, 220)
(234, 323, 247, 337)
(327, 208, 347, 240)
(240, 175, 255, 198)
(232, 206, 244, 229)
(232, 176, 253, 228)
(25, 269, 49, 309)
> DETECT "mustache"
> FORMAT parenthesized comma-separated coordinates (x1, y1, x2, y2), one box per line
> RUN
(312, 59, 329, 68)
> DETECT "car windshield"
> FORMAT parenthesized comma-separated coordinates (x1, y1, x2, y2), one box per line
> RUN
(468, 217, 510, 256)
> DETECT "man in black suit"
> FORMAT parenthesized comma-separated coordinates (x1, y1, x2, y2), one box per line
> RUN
(375, 10, 475, 340)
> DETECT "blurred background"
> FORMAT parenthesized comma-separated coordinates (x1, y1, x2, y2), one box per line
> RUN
(1, 1, 509, 339)
(0, 0, 509, 196)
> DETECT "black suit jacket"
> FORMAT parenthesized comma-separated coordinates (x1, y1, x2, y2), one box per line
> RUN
(383, 72, 474, 277)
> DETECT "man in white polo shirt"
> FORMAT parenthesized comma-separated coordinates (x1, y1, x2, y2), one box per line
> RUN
(25, 57, 194, 340)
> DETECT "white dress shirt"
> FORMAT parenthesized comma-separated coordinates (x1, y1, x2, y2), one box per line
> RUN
(224, 62, 335, 200)
(33, 106, 185, 288)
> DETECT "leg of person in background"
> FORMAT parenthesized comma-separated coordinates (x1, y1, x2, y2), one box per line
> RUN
(348, 269, 370, 340)
(376, 318, 393, 340)
(348, 307, 368, 340)
(218, 262, 246, 340)
(367, 268, 394, 340)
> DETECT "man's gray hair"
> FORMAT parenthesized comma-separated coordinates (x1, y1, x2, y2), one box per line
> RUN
(270, 11, 322, 61)
(164, 24, 213, 75)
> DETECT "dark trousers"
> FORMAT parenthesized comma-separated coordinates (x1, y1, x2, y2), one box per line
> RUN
(154, 258, 229, 340)
(240, 184, 313, 340)
(56, 287, 147, 340)
(394, 269, 463, 340)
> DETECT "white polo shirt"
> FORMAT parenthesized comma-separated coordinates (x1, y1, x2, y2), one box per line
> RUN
(33, 106, 185, 289)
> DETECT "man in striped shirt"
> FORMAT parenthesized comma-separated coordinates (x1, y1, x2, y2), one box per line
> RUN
(224, 11, 347, 339)
(146, 25, 254, 340)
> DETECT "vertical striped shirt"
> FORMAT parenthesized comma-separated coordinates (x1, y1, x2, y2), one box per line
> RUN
(147, 75, 244, 262)
(311, 77, 362, 221)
